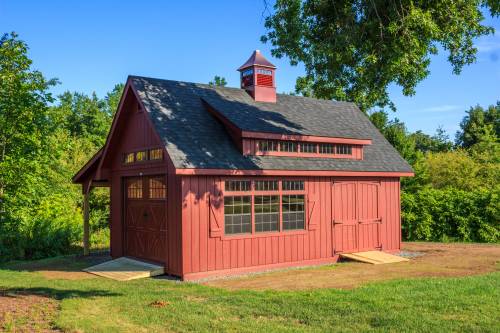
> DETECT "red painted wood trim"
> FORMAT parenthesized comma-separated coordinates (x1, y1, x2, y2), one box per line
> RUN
(176, 168, 414, 177)
(72, 148, 103, 183)
(181, 255, 340, 281)
(241, 131, 372, 145)
(95, 81, 135, 179)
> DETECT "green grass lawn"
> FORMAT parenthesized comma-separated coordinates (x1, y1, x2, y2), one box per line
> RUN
(1, 256, 499, 332)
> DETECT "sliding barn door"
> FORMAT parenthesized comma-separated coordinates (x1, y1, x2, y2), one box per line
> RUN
(332, 181, 381, 253)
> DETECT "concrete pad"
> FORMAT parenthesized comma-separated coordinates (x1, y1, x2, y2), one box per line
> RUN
(340, 251, 409, 265)
(83, 257, 164, 281)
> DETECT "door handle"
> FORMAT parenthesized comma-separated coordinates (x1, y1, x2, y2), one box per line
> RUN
(332, 220, 343, 225)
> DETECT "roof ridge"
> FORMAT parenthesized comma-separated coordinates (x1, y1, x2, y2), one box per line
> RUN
(128, 75, 244, 92)
(129, 75, 357, 106)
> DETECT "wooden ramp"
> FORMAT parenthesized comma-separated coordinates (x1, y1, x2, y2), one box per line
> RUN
(83, 257, 164, 281)
(340, 251, 409, 265)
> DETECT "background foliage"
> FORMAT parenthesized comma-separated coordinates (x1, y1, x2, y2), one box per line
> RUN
(0, 29, 498, 262)
(262, 0, 500, 111)
(0, 32, 121, 260)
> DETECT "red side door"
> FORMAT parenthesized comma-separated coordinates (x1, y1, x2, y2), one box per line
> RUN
(357, 181, 382, 251)
(332, 181, 358, 253)
(332, 181, 381, 254)
(124, 176, 167, 264)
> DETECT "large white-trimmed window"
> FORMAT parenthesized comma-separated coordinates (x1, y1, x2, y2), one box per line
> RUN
(282, 195, 305, 230)
(254, 195, 280, 232)
(223, 179, 306, 236)
(224, 196, 251, 234)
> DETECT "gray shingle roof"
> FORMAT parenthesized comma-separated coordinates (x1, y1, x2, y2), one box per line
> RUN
(130, 76, 413, 173)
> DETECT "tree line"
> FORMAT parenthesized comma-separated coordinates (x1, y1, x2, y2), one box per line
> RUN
(0, 32, 498, 261)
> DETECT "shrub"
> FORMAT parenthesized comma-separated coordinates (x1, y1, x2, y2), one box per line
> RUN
(402, 186, 499, 243)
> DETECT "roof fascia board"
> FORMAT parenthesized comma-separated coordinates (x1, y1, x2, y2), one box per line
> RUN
(72, 148, 103, 183)
(95, 79, 134, 179)
(175, 168, 414, 177)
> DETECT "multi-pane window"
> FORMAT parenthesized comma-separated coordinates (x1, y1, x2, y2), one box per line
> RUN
(223, 180, 307, 236)
(258, 140, 279, 152)
(123, 148, 164, 165)
(282, 195, 305, 230)
(124, 153, 135, 164)
(254, 195, 280, 232)
(319, 143, 334, 154)
(282, 180, 304, 191)
(149, 148, 163, 160)
(135, 150, 147, 162)
(255, 180, 279, 191)
(280, 141, 298, 152)
(336, 144, 352, 155)
(127, 179, 143, 199)
(149, 177, 166, 199)
(300, 142, 317, 153)
(225, 180, 251, 192)
(224, 196, 251, 234)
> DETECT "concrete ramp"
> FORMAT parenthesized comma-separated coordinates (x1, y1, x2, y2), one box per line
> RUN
(83, 257, 164, 281)
(340, 251, 409, 264)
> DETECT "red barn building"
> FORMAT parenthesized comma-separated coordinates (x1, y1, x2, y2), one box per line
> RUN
(74, 51, 413, 280)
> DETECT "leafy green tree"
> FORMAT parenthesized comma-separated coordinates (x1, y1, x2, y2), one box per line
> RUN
(0, 32, 60, 257)
(410, 127, 453, 153)
(262, 0, 499, 111)
(208, 76, 227, 87)
(455, 102, 499, 148)
(104, 83, 125, 116)
(369, 111, 417, 163)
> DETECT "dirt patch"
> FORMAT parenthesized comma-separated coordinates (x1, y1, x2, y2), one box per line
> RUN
(7, 254, 111, 281)
(205, 242, 500, 291)
(0, 290, 60, 332)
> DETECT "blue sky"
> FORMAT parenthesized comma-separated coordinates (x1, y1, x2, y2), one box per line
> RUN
(2, 1, 499, 137)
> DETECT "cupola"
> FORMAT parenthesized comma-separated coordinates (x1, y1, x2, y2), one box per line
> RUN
(238, 50, 276, 103)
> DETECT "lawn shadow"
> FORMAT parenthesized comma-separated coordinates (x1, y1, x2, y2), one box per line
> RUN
(1, 253, 113, 281)
(0, 286, 121, 301)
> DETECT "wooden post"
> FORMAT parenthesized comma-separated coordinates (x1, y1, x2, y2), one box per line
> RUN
(83, 190, 90, 256)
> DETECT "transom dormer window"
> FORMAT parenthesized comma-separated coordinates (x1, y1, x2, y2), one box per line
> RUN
(319, 143, 334, 154)
(252, 139, 359, 160)
(300, 142, 316, 153)
(336, 144, 352, 155)
(258, 140, 278, 152)
(280, 141, 298, 152)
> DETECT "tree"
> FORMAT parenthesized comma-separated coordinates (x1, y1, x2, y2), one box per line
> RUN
(262, 0, 499, 111)
(455, 102, 499, 148)
(410, 127, 453, 153)
(208, 76, 227, 87)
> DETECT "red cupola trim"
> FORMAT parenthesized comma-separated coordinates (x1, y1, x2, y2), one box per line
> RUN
(238, 50, 277, 103)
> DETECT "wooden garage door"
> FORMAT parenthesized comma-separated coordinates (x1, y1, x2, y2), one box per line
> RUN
(332, 181, 381, 253)
(124, 176, 167, 264)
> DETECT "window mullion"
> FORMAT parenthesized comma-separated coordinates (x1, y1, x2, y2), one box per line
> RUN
(251, 188, 255, 235)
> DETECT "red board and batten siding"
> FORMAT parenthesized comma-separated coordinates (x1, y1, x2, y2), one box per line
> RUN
(180, 176, 401, 280)
(104, 90, 183, 276)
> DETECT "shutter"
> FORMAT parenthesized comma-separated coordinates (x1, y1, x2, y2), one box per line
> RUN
(209, 195, 223, 238)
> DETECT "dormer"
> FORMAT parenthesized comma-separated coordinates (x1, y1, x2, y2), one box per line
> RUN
(238, 50, 276, 103)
